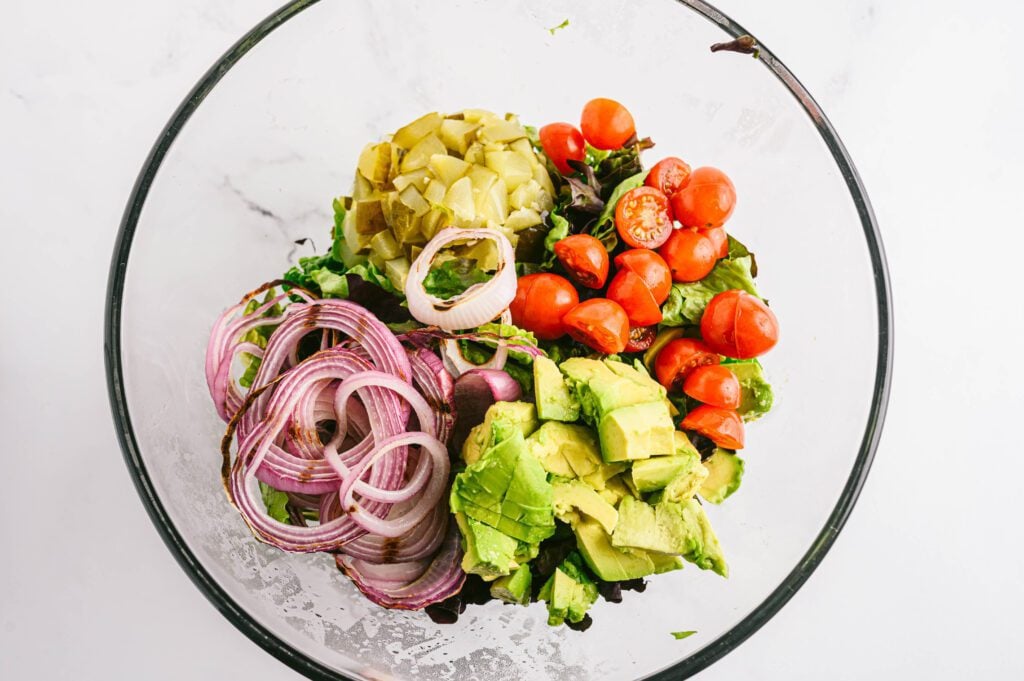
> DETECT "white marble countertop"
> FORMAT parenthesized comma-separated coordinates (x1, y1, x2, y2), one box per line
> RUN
(2, 0, 1022, 679)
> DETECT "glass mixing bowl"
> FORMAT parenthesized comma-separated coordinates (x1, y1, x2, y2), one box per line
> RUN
(105, 1, 892, 678)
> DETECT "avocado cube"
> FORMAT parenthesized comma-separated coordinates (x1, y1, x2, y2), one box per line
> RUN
(455, 513, 517, 578)
(631, 455, 696, 494)
(574, 518, 655, 582)
(538, 553, 598, 626)
(552, 479, 618, 534)
(533, 357, 580, 422)
(598, 401, 675, 462)
(490, 564, 532, 605)
(560, 358, 663, 424)
(725, 360, 774, 422)
(698, 449, 745, 504)
(611, 497, 728, 577)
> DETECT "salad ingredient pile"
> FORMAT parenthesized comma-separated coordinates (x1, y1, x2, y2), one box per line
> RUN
(207, 99, 779, 631)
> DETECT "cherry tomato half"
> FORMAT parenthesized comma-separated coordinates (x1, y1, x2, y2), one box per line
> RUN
(646, 157, 692, 196)
(615, 186, 674, 250)
(580, 98, 636, 150)
(681, 405, 745, 449)
(700, 289, 779, 359)
(683, 365, 741, 409)
(614, 249, 673, 304)
(606, 270, 663, 327)
(659, 228, 717, 282)
(539, 123, 586, 176)
(653, 338, 720, 391)
(701, 226, 729, 259)
(624, 325, 657, 353)
(562, 298, 630, 354)
(510, 273, 579, 340)
(554, 234, 610, 289)
(670, 166, 736, 228)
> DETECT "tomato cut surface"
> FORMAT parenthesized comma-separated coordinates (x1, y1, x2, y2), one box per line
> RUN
(554, 234, 610, 289)
(562, 298, 630, 354)
(646, 157, 692, 196)
(653, 338, 720, 391)
(615, 186, 674, 249)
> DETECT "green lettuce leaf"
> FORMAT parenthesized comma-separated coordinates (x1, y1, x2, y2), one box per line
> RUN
(542, 210, 571, 267)
(661, 256, 760, 326)
(423, 258, 492, 299)
(671, 630, 697, 640)
(259, 482, 291, 524)
(589, 170, 649, 248)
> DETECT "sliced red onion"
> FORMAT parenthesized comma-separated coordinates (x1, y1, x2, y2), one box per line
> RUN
(341, 502, 449, 563)
(405, 228, 517, 331)
(449, 369, 523, 454)
(336, 520, 465, 610)
(407, 348, 455, 442)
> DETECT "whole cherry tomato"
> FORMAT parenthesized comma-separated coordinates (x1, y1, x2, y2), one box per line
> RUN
(539, 123, 586, 176)
(562, 298, 630, 354)
(659, 228, 717, 282)
(580, 98, 636, 150)
(615, 186, 673, 249)
(646, 157, 692, 196)
(606, 270, 662, 327)
(624, 325, 657, 353)
(683, 365, 741, 409)
(670, 166, 736, 228)
(613, 249, 673, 304)
(700, 226, 729, 259)
(509, 273, 579, 340)
(554, 234, 610, 289)
(700, 289, 779, 359)
(681, 405, 745, 449)
(653, 338, 720, 391)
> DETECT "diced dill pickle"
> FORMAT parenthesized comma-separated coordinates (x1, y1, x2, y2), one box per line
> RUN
(478, 177, 509, 225)
(509, 179, 542, 211)
(443, 177, 476, 224)
(342, 208, 370, 253)
(336, 236, 368, 268)
(370, 230, 401, 260)
(357, 142, 392, 186)
(532, 163, 556, 197)
(398, 184, 430, 217)
(393, 168, 430, 193)
(385, 257, 410, 292)
(423, 179, 448, 206)
(409, 244, 423, 263)
(353, 172, 374, 200)
(463, 142, 486, 166)
(509, 137, 540, 165)
(504, 207, 543, 232)
(484, 151, 532, 191)
(354, 199, 387, 236)
(481, 119, 528, 144)
(387, 144, 404, 185)
(391, 112, 443, 149)
(390, 200, 423, 245)
(458, 238, 499, 271)
(439, 119, 480, 155)
(461, 109, 495, 124)
(467, 165, 499, 210)
(368, 251, 385, 270)
(400, 134, 445, 173)
(420, 208, 448, 240)
(429, 154, 471, 187)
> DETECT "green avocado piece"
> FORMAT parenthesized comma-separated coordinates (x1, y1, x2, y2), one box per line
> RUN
(552, 479, 619, 534)
(574, 517, 656, 581)
(611, 497, 728, 577)
(461, 401, 539, 465)
(534, 356, 580, 422)
(597, 474, 631, 506)
(598, 401, 676, 462)
(603, 358, 667, 397)
(724, 359, 774, 422)
(698, 449, 745, 504)
(647, 449, 707, 504)
(560, 358, 663, 425)
(650, 553, 686, 574)
(490, 564, 533, 605)
(455, 512, 517, 578)
(673, 430, 700, 459)
(631, 456, 695, 493)
(538, 552, 599, 626)
(450, 430, 556, 544)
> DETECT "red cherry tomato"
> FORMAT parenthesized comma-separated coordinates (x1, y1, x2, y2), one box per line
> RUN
(554, 234, 610, 289)
(606, 270, 663, 327)
(580, 98, 636, 150)
(700, 289, 779, 359)
(700, 226, 729, 259)
(670, 166, 736, 228)
(613, 249, 673, 304)
(683, 365, 741, 409)
(624, 325, 657, 353)
(509, 273, 579, 340)
(653, 338, 720, 391)
(615, 186, 673, 249)
(562, 298, 630, 354)
(539, 123, 586, 176)
(646, 157, 692, 196)
(658, 228, 717, 282)
(681, 405, 745, 449)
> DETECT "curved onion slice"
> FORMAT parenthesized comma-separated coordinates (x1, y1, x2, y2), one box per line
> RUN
(405, 228, 517, 331)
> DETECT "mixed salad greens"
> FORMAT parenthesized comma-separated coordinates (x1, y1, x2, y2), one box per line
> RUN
(206, 99, 778, 633)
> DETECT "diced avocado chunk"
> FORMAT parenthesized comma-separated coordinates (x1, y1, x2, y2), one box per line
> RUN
(631, 456, 696, 494)
(560, 358, 663, 424)
(603, 359, 667, 397)
(699, 449, 745, 504)
(455, 513, 517, 578)
(490, 564, 532, 605)
(533, 356, 580, 422)
(537, 552, 598, 626)
(526, 422, 622, 485)
(450, 430, 555, 544)
(673, 431, 700, 458)
(461, 401, 539, 465)
(597, 474, 631, 506)
(552, 479, 618, 534)
(598, 401, 675, 462)
(724, 359, 774, 421)
(611, 497, 727, 577)
(574, 518, 656, 581)
(650, 553, 686, 574)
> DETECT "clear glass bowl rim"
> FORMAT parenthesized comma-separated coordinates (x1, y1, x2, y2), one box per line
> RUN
(103, 1, 894, 678)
